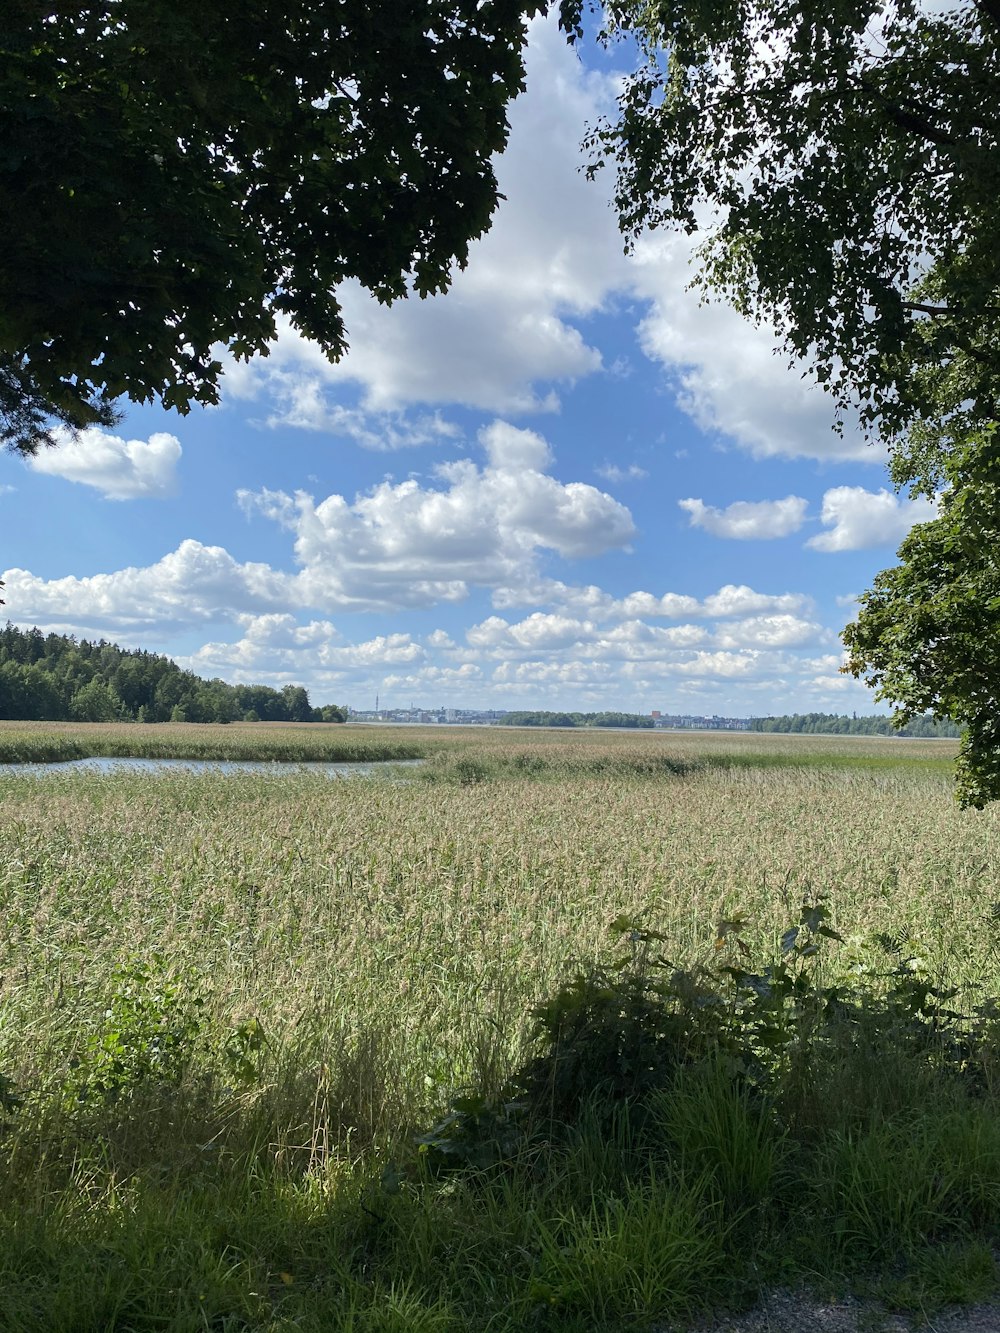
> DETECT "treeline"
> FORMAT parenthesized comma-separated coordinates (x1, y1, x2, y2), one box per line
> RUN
(500, 711, 654, 729)
(0, 623, 346, 724)
(749, 712, 961, 738)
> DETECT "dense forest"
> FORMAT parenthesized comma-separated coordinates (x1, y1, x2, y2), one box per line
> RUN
(499, 711, 655, 729)
(749, 712, 961, 738)
(0, 624, 346, 724)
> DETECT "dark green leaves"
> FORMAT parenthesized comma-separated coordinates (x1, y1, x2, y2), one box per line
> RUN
(570, 0, 999, 437)
(0, 0, 545, 451)
(844, 425, 1000, 808)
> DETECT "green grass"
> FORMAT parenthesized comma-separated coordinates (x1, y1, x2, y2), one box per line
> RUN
(0, 725, 997, 1330)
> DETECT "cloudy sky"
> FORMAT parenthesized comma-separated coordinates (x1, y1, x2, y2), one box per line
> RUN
(1, 16, 934, 717)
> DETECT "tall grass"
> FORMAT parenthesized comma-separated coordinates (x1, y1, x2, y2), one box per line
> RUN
(0, 728, 996, 1329)
(0, 717, 957, 771)
(0, 720, 429, 764)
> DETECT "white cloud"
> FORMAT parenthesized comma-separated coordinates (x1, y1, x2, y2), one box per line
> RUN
(480, 420, 552, 472)
(383, 663, 485, 694)
(6, 423, 635, 633)
(629, 231, 878, 463)
(492, 577, 814, 622)
(700, 585, 813, 619)
(2, 540, 289, 633)
(25, 428, 182, 500)
(493, 579, 700, 620)
(268, 391, 464, 452)
(671, 651, 761, 678)
(807, 487, 937, 552)
(714, 614, 826, 650)
(426, 629, 456, 650)
(491, 658, 617, 688)
(679, 495, 808, 539)
(596, 463, 649, 483)
(463, 611, 825, 664)
(180, 625, 425, 682)
(0, 484, 15, 497)
(238, 421, 636, 611)
(458, 606, 830, 691)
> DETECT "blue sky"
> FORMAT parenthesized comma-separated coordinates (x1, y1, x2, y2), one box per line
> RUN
(1, 16, 935, 717)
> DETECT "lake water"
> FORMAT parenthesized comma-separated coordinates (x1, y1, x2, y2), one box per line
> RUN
(0, 757, 421, 778)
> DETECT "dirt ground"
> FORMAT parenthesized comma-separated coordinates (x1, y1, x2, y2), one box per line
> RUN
(685, 1289, 1000, 1333)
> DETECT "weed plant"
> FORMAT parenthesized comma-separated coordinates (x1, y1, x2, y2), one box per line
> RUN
(0, 729, 996, 1330)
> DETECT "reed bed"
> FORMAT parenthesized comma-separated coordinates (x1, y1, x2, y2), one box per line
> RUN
(0, 719, 429, 764)
(0, 727, 997, 1330)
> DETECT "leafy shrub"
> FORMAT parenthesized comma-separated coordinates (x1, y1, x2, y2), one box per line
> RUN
(71, 957, 204, 1103)
(415, 900, 1000, 1176)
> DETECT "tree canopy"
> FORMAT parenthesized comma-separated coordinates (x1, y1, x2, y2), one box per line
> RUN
(499, 710, 655, 728)
(569, 0, 999, 437)
(748, 712, 960, 739)
(567, 0, 1000, 803)
(0, 622, 346, 724)
(842, 424, 1000, 806)
(1, 0, 543, 452)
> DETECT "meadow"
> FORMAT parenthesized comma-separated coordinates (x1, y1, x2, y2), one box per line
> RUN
(0, 722, 998, 1331)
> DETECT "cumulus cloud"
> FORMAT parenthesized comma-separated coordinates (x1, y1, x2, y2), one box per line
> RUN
(382, 663, 485, 694)
(25, 428, 182, 500)
(238, 421, 636, 611)
(2, 540, 289, 633)
(492, 577, 814, 622)
(806, 487, 938, 552)
(463, 609, 825, 663)
(5, 422, 635, 633)
(109, 589, 839, 712)
(629, 232, 877, 463)
(480, 420, 552, 472)
(426, 629, 456, 649)
(700, 585, 813, 618)
(267, 391, 463, 452)
(180, 623, 425, 683)
(714, 614, 826, 650)
(679, 495, 808, 540)
(670, 651, 761, 678)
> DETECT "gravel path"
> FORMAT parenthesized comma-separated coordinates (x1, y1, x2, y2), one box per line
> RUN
(685, 1289, 1000, 1333)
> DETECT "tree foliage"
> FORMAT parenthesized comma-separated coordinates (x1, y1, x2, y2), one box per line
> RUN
(0, 623, 346, 724)
(499, 710, 655, 728)
(749, 712, 960, 739)
(566, 0, 1000, 802)
(1, 0, 543, 452)
(843, 426, 1000, 806)
(569, 0, 999, 435)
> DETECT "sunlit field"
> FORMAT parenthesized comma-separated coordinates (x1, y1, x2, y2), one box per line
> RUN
(1, 723, 997, 1331)
(0, 713, 960, 768)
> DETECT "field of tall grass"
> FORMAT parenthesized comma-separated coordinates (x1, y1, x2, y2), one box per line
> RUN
(1, 724, 997, 1330)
